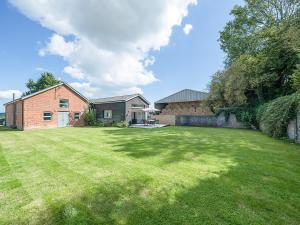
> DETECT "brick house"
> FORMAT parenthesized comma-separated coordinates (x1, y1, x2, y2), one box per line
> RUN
(154, 89, 213, 125)
(91, 94, 150, 124)
(4, 82, 88, 130)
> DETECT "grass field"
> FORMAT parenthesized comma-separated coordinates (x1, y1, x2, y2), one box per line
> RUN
(0, 126, 299, 225)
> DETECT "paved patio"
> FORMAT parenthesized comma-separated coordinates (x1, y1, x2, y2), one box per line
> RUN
(129, 124, 168, 129)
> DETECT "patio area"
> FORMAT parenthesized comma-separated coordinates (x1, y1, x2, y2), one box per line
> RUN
(129, 124, 168, 129)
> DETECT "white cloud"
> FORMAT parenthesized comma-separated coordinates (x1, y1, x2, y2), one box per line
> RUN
(183, 24, 193, 35)
(9, 0, 197, 97)
(63, 66, 85, 80)
(35, 67, 45, 71)
(0, 90, 22, 100)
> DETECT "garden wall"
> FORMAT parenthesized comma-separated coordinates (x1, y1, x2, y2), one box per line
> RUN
(287, 112, 300, 143)
(155, 115, 176, 125)
(175, 112, 247, 129)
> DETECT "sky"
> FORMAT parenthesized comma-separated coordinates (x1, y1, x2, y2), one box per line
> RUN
(0, 0, 244, 112)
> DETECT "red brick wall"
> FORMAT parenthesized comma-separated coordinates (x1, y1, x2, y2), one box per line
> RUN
(5, 101, 23, 129)
(5, 103, 14, 128)
(16, 101, 23, 129)
(23, 85, 88, 130)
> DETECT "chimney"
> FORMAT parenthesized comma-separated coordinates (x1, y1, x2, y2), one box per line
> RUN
(13, 93, 15, 101)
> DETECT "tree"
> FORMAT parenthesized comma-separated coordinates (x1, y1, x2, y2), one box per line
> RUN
(292, 61, 300, 90)
(208, 0, 300, 109)
(220, 0, 300, 66)
(25, 72, 60, 95)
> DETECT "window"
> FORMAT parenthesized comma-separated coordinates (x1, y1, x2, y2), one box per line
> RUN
(104, 110, 112, 119)
(59, 99, 69, 108)
(74, 112, 80, 120)
(131, 104, 145, 109)
(43, 112, 52, 121)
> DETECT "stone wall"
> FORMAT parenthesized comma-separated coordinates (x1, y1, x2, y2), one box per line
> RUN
(159, 101, 213, 116)
(155, 115, 176, 125)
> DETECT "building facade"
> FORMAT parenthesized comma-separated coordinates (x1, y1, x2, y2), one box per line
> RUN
(4, 83, 88, 130)
(154, 89, 213, 125)
(92, 94, 150, 124)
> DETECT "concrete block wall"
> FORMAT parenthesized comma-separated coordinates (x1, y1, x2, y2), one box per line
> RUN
(175, 113, 247, 129)
(287, 112, 300, 143)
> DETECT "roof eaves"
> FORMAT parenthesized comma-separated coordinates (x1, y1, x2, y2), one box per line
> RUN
(92, 100, 126, 104)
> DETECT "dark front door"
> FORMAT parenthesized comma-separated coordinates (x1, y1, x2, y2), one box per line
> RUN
(132, 112, 137, 124)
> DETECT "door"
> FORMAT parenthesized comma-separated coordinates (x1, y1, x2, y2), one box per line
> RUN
(58, 112, 70, 128)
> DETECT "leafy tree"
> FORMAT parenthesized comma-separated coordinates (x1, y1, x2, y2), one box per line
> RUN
(220, 0, 300, 66)
(292, 63, 300, 90)
(207, 71, 227, 112)
(25, 72, 60, 95)
(208, 0, 300, 110)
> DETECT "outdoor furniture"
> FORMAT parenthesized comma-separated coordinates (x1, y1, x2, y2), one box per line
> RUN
(148, 119, 156, 125)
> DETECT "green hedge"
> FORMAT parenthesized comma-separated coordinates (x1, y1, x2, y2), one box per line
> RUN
(257, 93, 300, 137)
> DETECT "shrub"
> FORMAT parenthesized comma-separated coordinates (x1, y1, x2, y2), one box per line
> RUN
(83, 108, 97, 126)
(258, 93, 300, 137)
(112, 121, 129, 128)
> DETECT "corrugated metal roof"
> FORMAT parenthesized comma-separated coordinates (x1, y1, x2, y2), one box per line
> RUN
(155, 89, 208, 104)
(91, 94, 150, 105)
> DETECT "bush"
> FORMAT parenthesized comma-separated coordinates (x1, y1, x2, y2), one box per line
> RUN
(258, 93, 300, 137)
(216, 107, 257, 127)
(83, 109, 97, 126)
(112, 121, 129, 128)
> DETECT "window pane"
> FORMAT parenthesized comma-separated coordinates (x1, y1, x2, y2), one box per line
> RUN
(74, 112, 80, 120)
(104, 110, 112, 119)
(132, 104, 145, 109)
(43, 112, 52, 121)
(59, 99, 69, 108)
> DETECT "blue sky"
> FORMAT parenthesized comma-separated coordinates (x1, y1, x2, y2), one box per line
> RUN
(0, 0, 243, 111)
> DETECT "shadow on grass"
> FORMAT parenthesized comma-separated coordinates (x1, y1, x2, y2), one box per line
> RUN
(98, 127, 264, 165)
(0, 126, 19, 132)
(18, 162, 300, 225)
(6, 127, 300, 225)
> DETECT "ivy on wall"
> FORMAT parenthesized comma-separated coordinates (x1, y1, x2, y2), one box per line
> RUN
(216, 107, 257, 127)
(257, 93, 300, 137)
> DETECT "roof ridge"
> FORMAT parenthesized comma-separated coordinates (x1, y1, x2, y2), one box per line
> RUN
(93, 93, 139, 100)
(155, 89, 208, 104)
(3, 82, 88, 106)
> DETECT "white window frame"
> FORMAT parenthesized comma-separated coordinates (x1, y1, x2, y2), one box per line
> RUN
(59, 99, 69, 108)
(74, 112, 81, 120)
(43, 112, 52, 121)
(104, 110, 112, 119)
(131, 104, 145, 109)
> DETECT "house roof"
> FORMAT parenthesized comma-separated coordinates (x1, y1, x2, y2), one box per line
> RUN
(155, 89, 209, 104)
(3, 82, 89, 106)
(91, 94, 150, 105)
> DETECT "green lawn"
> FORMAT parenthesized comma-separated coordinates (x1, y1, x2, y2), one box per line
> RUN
(0, 126, 299, 225)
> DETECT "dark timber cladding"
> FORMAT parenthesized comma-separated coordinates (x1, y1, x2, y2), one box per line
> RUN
(94, 102, 126, 121)
(91, 93, 150, 123)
